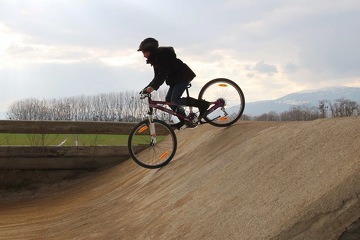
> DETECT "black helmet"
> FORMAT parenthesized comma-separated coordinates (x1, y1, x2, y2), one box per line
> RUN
(137, 37, 159, 51)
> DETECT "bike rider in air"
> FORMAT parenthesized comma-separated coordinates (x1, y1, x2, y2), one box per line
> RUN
(138, 37, 210, 130)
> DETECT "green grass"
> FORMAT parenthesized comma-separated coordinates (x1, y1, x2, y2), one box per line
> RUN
(0, 133, 129, 146)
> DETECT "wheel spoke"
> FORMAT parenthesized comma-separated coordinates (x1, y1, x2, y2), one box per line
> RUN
(199, 78, 245, 127)
(128, 120, 177, 169)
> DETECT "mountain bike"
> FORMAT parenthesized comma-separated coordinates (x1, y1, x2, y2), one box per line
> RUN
(128, 78, 245, 169)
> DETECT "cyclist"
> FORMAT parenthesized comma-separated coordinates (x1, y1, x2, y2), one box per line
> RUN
(138, 37, 210, 130)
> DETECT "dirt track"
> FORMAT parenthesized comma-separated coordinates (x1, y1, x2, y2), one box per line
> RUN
(1, 117, 360, 239)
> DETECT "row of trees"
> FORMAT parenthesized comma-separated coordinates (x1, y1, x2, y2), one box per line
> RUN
(7, 91, 359, 122)
(7, 90, 169, 122)
(242, 98, 360, 121)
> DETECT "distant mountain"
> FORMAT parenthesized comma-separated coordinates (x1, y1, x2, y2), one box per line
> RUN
(244, 86, 360, 116)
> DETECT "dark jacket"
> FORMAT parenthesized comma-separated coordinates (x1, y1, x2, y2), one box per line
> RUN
(146, 47, 196, 90)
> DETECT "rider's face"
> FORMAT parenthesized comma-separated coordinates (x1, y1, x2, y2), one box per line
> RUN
(142, 51, 151, 59)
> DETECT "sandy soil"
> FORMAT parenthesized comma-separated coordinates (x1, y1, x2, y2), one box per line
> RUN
(0, 117, 360, 239)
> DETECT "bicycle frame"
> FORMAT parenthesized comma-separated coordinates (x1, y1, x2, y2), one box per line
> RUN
(144, 95, 226, 125)
(148, 99, 194, 122)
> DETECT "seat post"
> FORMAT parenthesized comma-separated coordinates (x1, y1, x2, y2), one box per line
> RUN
(185, 83, 191, 98)
(185, 84, 193, 114)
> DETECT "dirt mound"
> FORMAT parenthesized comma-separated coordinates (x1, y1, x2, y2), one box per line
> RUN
(0, 117, 360, 239)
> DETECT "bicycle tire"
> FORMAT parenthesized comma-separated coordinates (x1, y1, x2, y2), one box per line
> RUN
(198, 78, 245, 127)
(128, 119, 177, 169)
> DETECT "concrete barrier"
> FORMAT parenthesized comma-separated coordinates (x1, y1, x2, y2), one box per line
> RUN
(0, 120, 137, 169)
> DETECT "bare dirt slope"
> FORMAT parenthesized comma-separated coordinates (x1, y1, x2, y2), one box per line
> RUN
(1, 117, 360, 240)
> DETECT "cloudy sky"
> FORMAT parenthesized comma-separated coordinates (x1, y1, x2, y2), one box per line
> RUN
(1, 0, 360, 118)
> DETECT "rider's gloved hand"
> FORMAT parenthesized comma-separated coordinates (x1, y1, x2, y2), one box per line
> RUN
(146, 86, 154, 93)
(139, 87, 152, 99)
(140, 87, 148, 94)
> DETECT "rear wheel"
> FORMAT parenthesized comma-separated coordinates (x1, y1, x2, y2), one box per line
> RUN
(128, 119, 177, 169)
(198, 78, 245, 127)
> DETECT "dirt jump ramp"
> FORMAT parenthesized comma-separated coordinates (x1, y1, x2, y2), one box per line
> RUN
(1, 117, 360, 239)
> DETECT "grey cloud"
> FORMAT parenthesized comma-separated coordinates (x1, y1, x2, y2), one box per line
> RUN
(0, 1, 283, 50)
(7, 44, 35, 54)
(275, 4, 360, 77)
(253, 61, 278, 75)
(283, 63, 298, 73)
(0, 1, 150, 48)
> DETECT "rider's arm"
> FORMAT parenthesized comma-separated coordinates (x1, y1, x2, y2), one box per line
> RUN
(147, 49, 176, 90)
(149, 66, 166, 90)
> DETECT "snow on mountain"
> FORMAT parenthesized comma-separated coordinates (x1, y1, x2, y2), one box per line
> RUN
(244, 86, 360, 116)
(297, 86, 350, 94)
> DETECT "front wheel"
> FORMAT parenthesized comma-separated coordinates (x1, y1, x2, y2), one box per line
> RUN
(198, 78, 245, 127)
(128, 119, 177, 169)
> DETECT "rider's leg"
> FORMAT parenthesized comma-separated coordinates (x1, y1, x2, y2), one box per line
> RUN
(170, 81, 210, 121)
(166, 84, 187, 129)
(185, 97, 210, 120)
(169, 81, 190, 116)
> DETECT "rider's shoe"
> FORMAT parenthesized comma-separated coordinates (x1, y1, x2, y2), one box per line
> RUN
(197, 100, 210, 120)
(186, 97, 210, 121)
(170, 106, 187, 130)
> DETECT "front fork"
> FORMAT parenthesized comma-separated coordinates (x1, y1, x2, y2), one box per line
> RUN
(148, 114, 157, 145)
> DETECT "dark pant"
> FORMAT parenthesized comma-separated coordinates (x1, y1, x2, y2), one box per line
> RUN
(165, 81, 191, 122)
(165, 81, 190, 105)
(165, 81, 191, 111)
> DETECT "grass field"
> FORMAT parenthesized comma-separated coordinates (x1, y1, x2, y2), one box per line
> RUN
(0, 133, 129, 146)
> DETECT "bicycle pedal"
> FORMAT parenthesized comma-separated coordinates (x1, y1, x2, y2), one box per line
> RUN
(186, 121, 199, 129)
(179, 124, 188, 130)
(187, 124, 199, 129)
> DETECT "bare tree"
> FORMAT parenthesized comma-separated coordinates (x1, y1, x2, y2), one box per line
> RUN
(255, 111, 280, 121)
(7, 91, 145, 122)
(327, 98, 359, 117)
(240, 114, 253, 121)
(318, 100, 329, 118)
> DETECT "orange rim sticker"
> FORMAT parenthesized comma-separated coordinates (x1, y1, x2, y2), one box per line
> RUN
(219, 117, 229, 121)
(160, 151, 170, 160)
(138, 126, 148, 133)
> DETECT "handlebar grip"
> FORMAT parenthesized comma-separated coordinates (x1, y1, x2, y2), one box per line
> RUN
(139, 88, 149, 99)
